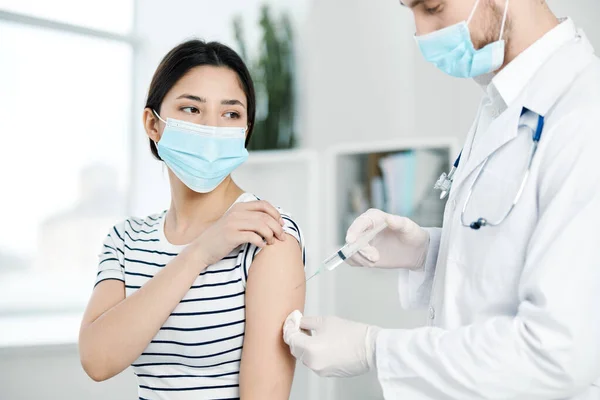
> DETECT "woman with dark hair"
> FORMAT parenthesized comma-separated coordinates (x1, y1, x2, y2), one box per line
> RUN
(78, 39, 305, 400)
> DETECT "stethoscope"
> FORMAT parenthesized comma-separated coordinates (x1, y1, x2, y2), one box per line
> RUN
(434, 107, 545, 230)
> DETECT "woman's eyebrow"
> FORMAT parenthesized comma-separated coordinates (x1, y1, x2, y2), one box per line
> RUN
(221, 99, 246, 108)
(176, 94, 245, 108)
(402, 0, 426, 8)
(176, 94, 206, 102)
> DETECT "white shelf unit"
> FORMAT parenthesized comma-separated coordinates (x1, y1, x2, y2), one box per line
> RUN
(322, 137, 459, 400)
(231, 148, 320, 400)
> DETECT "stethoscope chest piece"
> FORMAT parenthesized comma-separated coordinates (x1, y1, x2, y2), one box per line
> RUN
(434, 170, 453, 200)
(434, 156, 460, 200)
(469, 218, 487, 230)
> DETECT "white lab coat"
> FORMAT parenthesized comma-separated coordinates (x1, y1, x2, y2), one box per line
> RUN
(376, 29, 600, 399)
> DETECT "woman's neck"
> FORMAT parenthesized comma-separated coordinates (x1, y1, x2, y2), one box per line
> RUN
(166, 174, 244, 240)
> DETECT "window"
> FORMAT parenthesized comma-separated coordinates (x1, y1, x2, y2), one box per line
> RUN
(0, 0, 133, 34)
(0, 2, 133, 330)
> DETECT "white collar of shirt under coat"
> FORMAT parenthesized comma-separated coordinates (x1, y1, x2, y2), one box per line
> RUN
(485, 18, 578, 113)
(450, 19, 595, 196)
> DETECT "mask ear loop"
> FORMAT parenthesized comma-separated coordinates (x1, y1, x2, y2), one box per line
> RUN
(152, 109, 167, 124)
(498, 0, 510, 41)
(151, 109, 166, 147)
(467, 0, 482, 25)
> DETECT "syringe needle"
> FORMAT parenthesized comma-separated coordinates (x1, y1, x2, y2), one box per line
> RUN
(305, 270, 320, 283)
(295, 270, 320, 289)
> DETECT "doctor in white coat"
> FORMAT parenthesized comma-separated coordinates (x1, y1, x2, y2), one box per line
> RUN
(283, 0, 600, 399)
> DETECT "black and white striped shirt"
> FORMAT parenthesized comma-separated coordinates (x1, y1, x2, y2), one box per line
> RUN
(95, 193, 304, 400)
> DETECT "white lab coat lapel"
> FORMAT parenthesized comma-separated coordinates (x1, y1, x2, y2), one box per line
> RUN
(447, 102, 484, 194)
(450, 102, 522, 196)
(449, 31, 595, 197)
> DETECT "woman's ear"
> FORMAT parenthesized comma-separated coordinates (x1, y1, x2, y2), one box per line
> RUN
(143, 108, 162, 143)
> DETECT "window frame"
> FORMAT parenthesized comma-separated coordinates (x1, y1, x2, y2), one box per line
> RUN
(0, 4, 137, 347)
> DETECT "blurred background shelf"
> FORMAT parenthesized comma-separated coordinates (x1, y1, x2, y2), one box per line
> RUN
(327, 138, 457, 245)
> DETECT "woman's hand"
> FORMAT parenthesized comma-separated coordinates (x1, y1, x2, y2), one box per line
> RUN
(190, 200, 286, 267)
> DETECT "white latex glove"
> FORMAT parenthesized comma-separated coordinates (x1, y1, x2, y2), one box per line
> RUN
(283, 311, 381, 377)
(345, 208, 430, 270)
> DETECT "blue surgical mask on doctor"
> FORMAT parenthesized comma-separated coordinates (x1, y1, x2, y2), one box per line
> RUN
(153, 110, 249, 193)
(415, 0, 510, 78)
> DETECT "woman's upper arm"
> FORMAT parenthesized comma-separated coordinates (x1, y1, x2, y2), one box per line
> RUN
(240, 234, 305, 400)
(81, 229, 126, 330)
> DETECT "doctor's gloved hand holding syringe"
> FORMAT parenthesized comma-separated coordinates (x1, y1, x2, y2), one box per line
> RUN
(284, 209, 433, 377)
(301, 210, 430, 285)
(343, 209, 431, 270)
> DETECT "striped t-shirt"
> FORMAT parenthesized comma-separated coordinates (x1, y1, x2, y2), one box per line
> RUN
(95, 193, 304, 400)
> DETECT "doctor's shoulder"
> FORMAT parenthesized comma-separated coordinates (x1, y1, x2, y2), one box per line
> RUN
(540, 58, 600, 148)
(533, 60, 600, 198)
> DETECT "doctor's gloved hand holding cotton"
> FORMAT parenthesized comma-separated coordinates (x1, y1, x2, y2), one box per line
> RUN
(345, 209, 430, 270)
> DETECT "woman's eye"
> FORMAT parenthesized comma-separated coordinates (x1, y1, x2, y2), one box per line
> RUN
(224, 112, 240, 119)
(181, 106, 199, 114)
(425, 5, 442, 14)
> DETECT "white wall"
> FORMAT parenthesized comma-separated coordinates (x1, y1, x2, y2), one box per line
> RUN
(302, 0, 417, 149)
(2, 1, 599, 400)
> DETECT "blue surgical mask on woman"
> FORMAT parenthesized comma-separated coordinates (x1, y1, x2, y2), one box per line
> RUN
(415, 0, 510, 78)
(153, 110, 249, 193)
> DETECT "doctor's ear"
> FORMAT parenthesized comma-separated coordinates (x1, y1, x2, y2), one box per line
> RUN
(142, 107, 163, 160)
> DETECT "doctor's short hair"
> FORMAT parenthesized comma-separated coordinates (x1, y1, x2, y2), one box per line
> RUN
(144, 39, 256, 160)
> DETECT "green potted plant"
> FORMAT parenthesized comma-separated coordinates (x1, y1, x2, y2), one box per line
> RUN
(233, 5, 296, 150)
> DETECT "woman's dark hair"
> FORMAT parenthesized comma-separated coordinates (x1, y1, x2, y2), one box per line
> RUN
(145, 39, 256, 160)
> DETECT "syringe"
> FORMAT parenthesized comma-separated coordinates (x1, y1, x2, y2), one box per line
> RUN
(300, 223, 388, 287)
